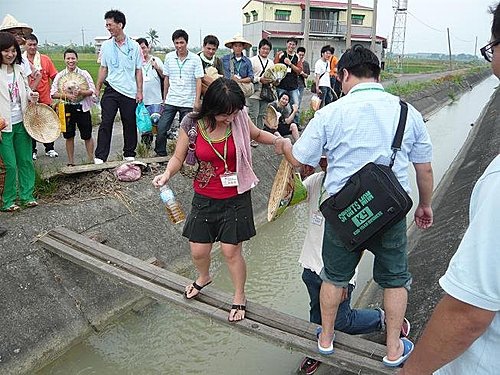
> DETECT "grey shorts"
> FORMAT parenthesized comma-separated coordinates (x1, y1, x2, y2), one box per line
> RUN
(182, 191, 256, 245)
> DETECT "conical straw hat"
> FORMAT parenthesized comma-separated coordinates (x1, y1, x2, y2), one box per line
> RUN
(24, 103, 61, 143)
(267, 158, 307, 221)
(0, 14, 32, 36)
(265, 105, 280, 130)
(224, 35, 252, 49)
(57, 71, 89, 100)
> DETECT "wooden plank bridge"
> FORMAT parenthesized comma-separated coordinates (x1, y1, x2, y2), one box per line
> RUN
(37, 227, 396, 374)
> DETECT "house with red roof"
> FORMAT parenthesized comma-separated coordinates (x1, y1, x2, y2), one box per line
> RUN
(242, 0, 387, 62)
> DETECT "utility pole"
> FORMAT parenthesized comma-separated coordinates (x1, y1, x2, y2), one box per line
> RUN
(346, 0, 352, 49)
(474, 35, 478, 57)
(81, 28, 85, 46)
(447, 27, 452, 70)
(370, 0, 378, 52)
(304, 0, 310, 62)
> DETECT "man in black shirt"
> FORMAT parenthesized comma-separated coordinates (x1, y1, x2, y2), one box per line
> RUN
(274, 38, 301, 123)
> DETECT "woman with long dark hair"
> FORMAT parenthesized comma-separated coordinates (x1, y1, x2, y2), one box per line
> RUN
(0, 31, 39, 212)
(153, 77, 283, 322)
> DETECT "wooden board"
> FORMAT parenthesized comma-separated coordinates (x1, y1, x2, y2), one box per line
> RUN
(41, 156, 170, 180)
(37, 227, 397, 375)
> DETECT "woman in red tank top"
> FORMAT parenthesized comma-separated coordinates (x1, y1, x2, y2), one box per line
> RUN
(153, 78, 285, 322)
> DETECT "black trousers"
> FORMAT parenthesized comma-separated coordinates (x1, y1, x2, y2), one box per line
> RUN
(32, 139, 55, 153)
(95, 85, 137, 161)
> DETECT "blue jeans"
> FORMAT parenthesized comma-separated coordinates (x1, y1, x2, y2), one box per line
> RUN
(276, 88, 300, 124)
(154, 104, 191, 156)
(319, 86, 333, 108)
(301, 268, 382, 334)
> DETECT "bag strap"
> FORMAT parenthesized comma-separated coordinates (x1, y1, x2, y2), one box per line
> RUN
(389, 100, 409, 168)
(258, 56, 269, 77)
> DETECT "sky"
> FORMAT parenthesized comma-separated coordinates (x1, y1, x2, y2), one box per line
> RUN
(1, 0, 496, 55)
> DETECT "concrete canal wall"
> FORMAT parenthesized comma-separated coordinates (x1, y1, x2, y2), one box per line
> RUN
(0, 68, 493, 374)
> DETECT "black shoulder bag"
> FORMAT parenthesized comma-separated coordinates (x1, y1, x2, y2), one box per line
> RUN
(319, 100, 413, 252)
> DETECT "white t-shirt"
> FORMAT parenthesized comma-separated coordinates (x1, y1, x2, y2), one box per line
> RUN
(435, 155, 500, 374)
(314, 58, 330, 88)
(21, 56, 32, 77)
(299, 171, 357, 284)
(142, 56, 164, 106)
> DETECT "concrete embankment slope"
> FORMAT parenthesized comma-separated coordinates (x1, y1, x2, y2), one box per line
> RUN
(0, 68, 493, 374)
(357, 72, 500, 340)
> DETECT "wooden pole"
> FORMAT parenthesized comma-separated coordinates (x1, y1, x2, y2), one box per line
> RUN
(346, 0, 352, 49)
(370, 0, 378, 52)
(304, 0, 310, 62)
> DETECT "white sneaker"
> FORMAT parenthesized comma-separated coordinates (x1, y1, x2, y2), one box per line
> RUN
(45, 150, 59, 158)
(94, 158, 104, 165)
(32, 152, 37, 160)
(124, 156, 135, 162)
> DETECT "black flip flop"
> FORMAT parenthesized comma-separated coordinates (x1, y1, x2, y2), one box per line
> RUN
(184, 280, 212, 299)
(228, 303, 246, 322)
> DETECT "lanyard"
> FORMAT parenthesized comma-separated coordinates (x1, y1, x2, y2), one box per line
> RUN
(350, 87, 384, 94)
(199, 120, 232, 172)
(176, 57, 187, 78)
(114, 38, 132, 60)
(8, 69, 16, 102)
(233, 58, 242, 75)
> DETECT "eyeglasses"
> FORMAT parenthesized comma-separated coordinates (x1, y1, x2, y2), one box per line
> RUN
(480, 39, 500, 62)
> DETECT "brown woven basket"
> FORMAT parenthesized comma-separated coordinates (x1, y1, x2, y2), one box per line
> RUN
(24, 103, 61, 143)
(268, 157, 294, 221)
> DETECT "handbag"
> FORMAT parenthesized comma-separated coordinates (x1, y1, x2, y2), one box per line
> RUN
(260, 83, 276, 102)
(179, 117, 199, 178)
(230, 58, 254, 98)
(319, 101, 413, 252)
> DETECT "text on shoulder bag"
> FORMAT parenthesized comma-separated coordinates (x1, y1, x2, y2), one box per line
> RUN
(319, 100, 413, 252)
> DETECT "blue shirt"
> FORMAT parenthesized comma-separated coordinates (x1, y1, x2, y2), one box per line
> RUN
(100, 36, 142, 98)
(292, 82, 432, 195)
(163, 51, 204, 107)
(221, 54, 254, 80)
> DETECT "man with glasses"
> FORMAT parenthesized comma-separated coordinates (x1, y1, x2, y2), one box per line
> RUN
(398, 3, 500, 374)
(94, 9, 143, 164)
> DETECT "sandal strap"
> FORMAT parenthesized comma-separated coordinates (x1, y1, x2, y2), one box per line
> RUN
(231, 304, 246, 311)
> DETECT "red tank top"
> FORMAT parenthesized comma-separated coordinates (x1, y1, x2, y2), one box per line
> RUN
(193, 125, 238, 199)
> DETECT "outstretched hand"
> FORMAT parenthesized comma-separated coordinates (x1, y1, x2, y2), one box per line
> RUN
(414, 205, 433, 229)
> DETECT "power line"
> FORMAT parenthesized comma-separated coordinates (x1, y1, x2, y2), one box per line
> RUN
(407, 11, 445, 33)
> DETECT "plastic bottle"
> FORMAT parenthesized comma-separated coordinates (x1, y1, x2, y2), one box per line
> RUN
(159, 185, 186, 224)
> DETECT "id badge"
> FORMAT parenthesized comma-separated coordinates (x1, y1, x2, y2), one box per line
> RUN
(286, 67, 292, 73)
(220, 172, 239, 187)
(311, 211, 324, 226)
(144, 74, 151, 82)
(177, 77, 185, 86)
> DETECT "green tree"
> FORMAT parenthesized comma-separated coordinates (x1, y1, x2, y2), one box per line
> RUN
(147, 28, 160, 47)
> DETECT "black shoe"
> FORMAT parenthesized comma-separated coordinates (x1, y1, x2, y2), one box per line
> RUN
(299, 357, 320, 375)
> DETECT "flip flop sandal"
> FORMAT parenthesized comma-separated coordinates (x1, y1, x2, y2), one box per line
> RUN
(228, 303, 246, 322)
(316, 326, 335, 355)
(25, 201, 38, 208)
(3, 204, 20, 212)
(382, 338, 414, 367)
(184, 280, 212, 299)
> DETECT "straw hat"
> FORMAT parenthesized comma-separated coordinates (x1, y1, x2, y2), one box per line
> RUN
(265, 105, 280, 130)
(0, 14, 32, 36)
(201, 66, 222, 95)
(24, 104, 61, 143)
(268, 157, 307, 221)
(57, 72, 89, 100)
(224, 35, 252, 49)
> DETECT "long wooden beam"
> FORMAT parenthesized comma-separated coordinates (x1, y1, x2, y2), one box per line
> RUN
(37, 228, 396, 374)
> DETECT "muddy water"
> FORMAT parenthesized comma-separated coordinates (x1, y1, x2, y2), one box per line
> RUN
(38, 76, 498, 375)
